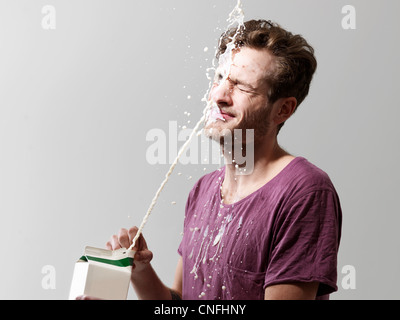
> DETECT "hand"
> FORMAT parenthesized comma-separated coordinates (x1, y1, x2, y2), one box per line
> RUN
(75, 295, 102, 300)
(106, 226, 153, 273)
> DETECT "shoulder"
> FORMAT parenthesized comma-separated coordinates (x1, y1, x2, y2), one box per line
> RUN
(265, 156, 340, 209)
(281, 157, 336, 194)
(277, 157, 342, 222)
(272, 158, 342, 240)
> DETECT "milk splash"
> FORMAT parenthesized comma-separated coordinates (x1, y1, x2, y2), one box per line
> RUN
(204, 0, 245, 126)
(129, 0, 245, 251)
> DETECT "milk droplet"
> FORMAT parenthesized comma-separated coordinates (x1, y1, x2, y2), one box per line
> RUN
(204, 47, 209, 52)
(171, 201, 176, 205)
(201, 292, 205, 296)
(187, 95, 191, 99)
(222, 286, 226, 290)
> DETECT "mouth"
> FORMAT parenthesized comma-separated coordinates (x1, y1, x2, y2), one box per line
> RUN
(219, 110, 235, 120)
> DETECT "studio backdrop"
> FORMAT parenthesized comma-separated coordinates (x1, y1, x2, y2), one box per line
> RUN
(0, 0, 399, 300)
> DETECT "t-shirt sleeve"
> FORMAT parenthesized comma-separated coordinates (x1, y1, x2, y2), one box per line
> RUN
(264, 188, 342, 296)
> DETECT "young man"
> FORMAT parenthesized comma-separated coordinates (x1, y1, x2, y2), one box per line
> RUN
(89, 20, 342, 300)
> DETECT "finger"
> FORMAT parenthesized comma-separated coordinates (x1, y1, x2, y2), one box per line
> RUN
(128, 226, 139, 250)
(139, 233, 151, 253)
(110, 234, 122, 250)
(118, 228, 130, 249)
(133, 233, 146, 252)
(76, 295, 102, 300)
(105, 240, 112, 250)
(128, 226, 138, 243)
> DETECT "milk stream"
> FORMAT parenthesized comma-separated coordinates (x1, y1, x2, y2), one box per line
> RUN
(129, 0, 245, 251)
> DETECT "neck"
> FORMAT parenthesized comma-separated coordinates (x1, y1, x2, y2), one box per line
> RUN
(220, 134, 292, 204)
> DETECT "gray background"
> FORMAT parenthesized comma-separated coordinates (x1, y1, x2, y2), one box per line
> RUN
(0, 0, 399, 299)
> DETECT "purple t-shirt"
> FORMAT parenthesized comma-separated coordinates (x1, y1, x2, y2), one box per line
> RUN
(178, 157, 342, 300)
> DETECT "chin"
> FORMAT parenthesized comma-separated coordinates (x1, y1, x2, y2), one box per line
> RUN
(204, 119, 240, 144)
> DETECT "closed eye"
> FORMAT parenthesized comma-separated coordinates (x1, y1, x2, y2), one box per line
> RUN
(213, 72, 259, 95)
(237, 84, 254, 93)
(227, 76, 258, 95)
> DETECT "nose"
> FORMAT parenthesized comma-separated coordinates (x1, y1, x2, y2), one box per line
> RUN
(210, 78, 233, 108)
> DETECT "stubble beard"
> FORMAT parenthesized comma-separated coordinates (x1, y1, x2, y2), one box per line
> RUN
(204, 102, 273, 148)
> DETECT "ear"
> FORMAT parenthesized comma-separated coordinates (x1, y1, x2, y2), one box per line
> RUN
(273, 97, 297, 125)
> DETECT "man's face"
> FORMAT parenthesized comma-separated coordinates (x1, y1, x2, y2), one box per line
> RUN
(205, 47, 275, 142)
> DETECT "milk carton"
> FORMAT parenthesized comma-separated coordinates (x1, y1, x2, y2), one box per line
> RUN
(69, 246, 135, 300)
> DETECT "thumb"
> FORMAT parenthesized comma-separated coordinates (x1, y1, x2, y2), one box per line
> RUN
(134, 249, 153, 264)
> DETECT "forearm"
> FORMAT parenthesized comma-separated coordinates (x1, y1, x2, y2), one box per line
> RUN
(131, 263, 174, 300)
(264, 282, 319, 300)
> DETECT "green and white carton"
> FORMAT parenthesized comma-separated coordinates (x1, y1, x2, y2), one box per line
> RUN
(69, 246, 135, 300)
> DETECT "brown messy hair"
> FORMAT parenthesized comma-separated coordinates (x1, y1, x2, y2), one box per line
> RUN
(217, 19, 317, 133)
